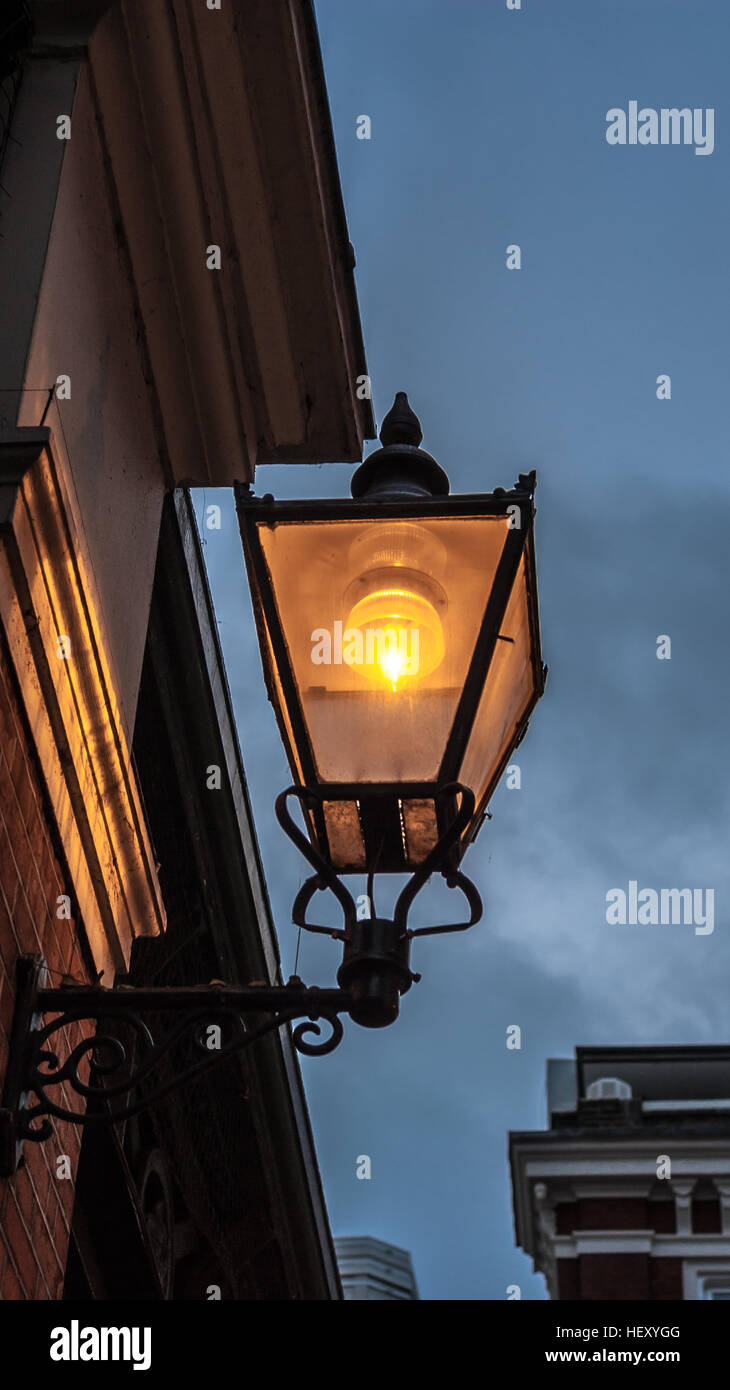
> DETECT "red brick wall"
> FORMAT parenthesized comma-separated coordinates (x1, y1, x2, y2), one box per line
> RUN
(0, 637, 92, 1299)
(557, 1254, 683, 1300)
(580, 1253, 651, 1300)
(650, 1258, 682, 1299)
(553, 1198, 684, 1299)
(556, 1198, 675, 1233)
(557, 1257, 580, 1299)
(558, 1256, 684, 1295)
(692, 1199, 721, 1233)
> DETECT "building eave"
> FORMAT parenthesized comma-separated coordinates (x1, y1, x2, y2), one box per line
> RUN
(83, 0, 374, 487)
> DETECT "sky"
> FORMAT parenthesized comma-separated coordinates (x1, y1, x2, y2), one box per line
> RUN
(196, 0, 730, 1299)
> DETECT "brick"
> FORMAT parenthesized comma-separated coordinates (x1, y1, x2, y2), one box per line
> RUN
(15, 762, 42, 840)
(23, 1141, 54, 1205)
(0, 821, 21, 922)
(9, 888, 41, 957)
(578, 1197, 649, 1230)
(30, 1217, 63, 1300)
(651, 1257, 682, 1299)
(693, 1199, 721, 1234)
(26, 855, 52, 916)
(557, 1257, 580, 1298)
(0, 644, 93, 1302)
(1, 1259, 26, 1301)
(1, 1192, 37, 1300)
(8, 836, 35, 910)
(43, 930, 68, 981)
(6, 737, 25, 782)
(579, 1252, 651, 1300)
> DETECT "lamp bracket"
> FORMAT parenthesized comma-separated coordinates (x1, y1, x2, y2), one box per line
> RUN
(0, 785, 484, 1174)
(0, 955, 352, 1176)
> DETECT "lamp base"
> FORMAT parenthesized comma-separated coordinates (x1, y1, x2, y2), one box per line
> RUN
(337, 918, 415, 1028)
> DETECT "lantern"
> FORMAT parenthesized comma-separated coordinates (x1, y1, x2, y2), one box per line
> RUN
(236, 393, 545, 875)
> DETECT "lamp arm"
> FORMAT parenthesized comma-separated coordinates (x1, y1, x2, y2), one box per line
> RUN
(0, 956, 351, 1176)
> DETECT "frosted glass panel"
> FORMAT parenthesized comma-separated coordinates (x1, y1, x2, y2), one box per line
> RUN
(458, 554, 535, 808)
(259, 514, 510, 783)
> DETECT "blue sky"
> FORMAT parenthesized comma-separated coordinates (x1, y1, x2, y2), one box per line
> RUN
(197, 0, 730, 1298)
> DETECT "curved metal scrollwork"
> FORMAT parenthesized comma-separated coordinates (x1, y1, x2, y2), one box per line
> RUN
(1, 779, 485, 1175)
(275, 782, 483, 941)
(394, 783, 483, 937)
(0, 958, 352, 1165)
(291, 1011, 345, 1057)
(276, 786, 356, 939)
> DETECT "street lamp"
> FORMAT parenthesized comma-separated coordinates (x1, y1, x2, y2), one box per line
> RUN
(236, 392, 546, 1027)
(0, 392, 545, 1175)
(237, 393, 544, 874)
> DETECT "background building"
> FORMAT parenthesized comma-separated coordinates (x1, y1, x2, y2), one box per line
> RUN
(0, 0, 372, 1300)
(334, 1236, 419, 1300)
(510, 1046, 730, 1301)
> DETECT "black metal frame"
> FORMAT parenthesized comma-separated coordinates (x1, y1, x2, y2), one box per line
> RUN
(236, 480, 545, 874)
(0, 782, 482, 1176)
(0, 956, 352, 1178)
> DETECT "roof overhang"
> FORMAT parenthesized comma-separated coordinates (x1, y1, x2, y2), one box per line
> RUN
(67, 0, 373, 483)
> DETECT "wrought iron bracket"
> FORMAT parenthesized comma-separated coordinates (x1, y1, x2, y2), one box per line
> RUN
(0, 783, 484, 1176)
(0, 955, 352, 1177)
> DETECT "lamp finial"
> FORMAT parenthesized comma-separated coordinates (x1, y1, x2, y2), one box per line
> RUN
(379, 392, 423, 448)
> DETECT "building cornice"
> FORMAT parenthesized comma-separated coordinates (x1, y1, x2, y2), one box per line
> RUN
(83, 0, 374, 485)
(554, 1232, 730, 1259)
(510, 1132, 730, 1263)
(0, 426, 165, 984)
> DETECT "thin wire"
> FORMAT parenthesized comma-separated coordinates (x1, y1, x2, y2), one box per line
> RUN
(293, 923, 303, 977)
(366, 835, 385, 917)
(40, 383, 55, 424)
(43, 963, 99, 987)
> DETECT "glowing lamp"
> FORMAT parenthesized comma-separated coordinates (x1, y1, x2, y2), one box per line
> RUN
(236, 393, 545, 874)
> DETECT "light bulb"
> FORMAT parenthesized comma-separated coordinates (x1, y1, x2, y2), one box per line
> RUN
(344, 571, 446, 691)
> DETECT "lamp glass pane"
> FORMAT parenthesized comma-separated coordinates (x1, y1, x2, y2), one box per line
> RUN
(261, 616, 306, 784)
(458, 552, 536, 810)
(258, 514, 510, 783)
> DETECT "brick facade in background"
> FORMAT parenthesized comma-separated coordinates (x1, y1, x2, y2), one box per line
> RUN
(0, 634, 93, 1299)
(554, 1199, 682, 1298)
(511, 1048, 730, 1300)
(556, 1199, 677, 1234)
(558, 1253, 683, 1300)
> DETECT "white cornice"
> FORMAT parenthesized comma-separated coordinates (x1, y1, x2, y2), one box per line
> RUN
(510, 1135, 730, 1261)
(554, 1232, 730, 1259)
